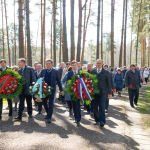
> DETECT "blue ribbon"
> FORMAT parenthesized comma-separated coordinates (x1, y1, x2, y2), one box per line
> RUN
(32, 78, 43, 98)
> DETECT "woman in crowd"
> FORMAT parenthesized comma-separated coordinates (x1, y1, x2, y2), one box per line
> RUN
(114, 69, 124, 97)
(61, 67, 73, 115)
(143, 68, 149, 84)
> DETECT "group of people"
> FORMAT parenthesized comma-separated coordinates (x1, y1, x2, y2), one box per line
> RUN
(0, 58, 147, 127)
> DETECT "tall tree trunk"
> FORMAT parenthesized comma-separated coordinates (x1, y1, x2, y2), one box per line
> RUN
(63, 0, 68, 62)
(24, 2, 26, 59)
(1, 0, 5, 59)
(18, 0, 24, 58)
(148, 5, 150, 67)
(96, 0, 100, 59)
(70, 0, 75, 61)
(43, 0, 46, 67)
(119, 0, 125, 67)
(81, 0, 92, 65)
(41, 0, 43, 66)
(14, 0, 16, 64)
(101, 0, 103, 59)
(4, 0, 11, 66)
(26, 0, 32, 66)
(136, 0, 142, 64)
(76, 0, 82, 62)
(111, 0, 115, 67)
(124, 0, 127, 66)
(53, 0, 56, 66)
(59, 0, 62, 63)
(130, 0, 135, 65)
(50, 14, 53, 59)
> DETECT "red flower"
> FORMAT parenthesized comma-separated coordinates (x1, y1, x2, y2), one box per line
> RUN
(46, 92, 48, 94)
(44, 88, 46, 91)
(90, 88, 93, 91)
(91, 92, 93, 95)
(72, 88, 74, 91)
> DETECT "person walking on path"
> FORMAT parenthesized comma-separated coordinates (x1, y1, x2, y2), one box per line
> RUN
(91, 59, 112, 127)
(114, 69, 124, 97)
(125, 64, 141, 108)
(143, 68, 149, 84)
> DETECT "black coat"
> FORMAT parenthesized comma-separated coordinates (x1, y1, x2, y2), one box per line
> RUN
(91, 68, 112, 95)
(18, 65, 36, 95)
(39, 68, 63, 94)
(125, 69, 141, 90)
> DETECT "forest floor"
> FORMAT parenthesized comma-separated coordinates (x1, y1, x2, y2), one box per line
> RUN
(0, 84, 150, 150)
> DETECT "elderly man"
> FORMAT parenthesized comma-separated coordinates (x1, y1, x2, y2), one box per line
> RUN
(91, 59, 112, 127)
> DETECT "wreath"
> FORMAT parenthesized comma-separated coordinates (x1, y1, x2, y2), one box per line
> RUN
(0, 69, 25, 99)
(29, 78, 52, 101)
(66, 70, 99, 105)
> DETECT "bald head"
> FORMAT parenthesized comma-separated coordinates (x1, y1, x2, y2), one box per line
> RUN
(96, 59, 103, 69)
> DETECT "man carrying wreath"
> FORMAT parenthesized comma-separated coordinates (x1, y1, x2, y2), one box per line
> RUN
(39, 59, 63, 123)
(0, 59, 13, 120)
(91, 59, 112, 127)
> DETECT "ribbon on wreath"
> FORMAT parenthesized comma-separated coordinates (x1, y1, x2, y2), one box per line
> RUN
(76, 75, 92, 103)
(0, 74, 12, 94)
(32, 78, 43, 98)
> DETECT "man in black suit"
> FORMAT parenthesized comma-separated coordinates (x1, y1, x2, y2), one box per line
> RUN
(14, 58, 36, 120)
(67, 60, 81, 126)
(91, 59, 112, 127)
(125, 64, 141, 108)
(39, 59, 63, 123)
(0, 59, 12, 120)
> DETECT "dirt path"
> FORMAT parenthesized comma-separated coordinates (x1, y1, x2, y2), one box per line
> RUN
(0, 85, 150, 150)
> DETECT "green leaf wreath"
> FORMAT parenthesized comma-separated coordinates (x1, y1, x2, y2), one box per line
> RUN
(66, 70, 99, 105)
(0, 69, 25, 99)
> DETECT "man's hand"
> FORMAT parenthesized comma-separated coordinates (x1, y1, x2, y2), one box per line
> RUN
(62, 86, 65, 89)
(108, 94, 112, 98)
(60, 91, 63, 95)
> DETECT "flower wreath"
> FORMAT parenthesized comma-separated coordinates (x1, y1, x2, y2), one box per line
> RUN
(0, 69, 25, 99)
(66, 70, 99, 105)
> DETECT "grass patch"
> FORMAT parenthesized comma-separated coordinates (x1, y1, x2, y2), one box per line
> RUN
(138, 86, 150, 132)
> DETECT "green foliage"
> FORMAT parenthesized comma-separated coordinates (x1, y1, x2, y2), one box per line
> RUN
(0, 69, 25, 99)
(66, 70, 99, 105)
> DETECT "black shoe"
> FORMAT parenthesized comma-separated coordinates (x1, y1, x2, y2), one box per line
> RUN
(131, 105, 135, 108)
(38, 111, 41, 114)
(44, 116, 48, 119)
(14, 116, 22, 120)
(14, 108, 17, 111)
(47, 119, 51, 123)
(0, 115, 1, 120)
(100, 123, 105, 127)
(29, 114, 33, 118)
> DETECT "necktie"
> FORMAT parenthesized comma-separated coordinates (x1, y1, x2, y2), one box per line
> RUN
(74, 70, 76, 75)
(98, 69, 100, 74)
(21, 68, 24, 76)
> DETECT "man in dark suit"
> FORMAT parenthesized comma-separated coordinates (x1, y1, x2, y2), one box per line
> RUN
(91, 59, 112, 127)
(14, 58, 36, 120)
(67, 60, 81, 126)
(0, 59, 12, 120)
(39, 59, 63, 123)
(125, 64, 141, 108)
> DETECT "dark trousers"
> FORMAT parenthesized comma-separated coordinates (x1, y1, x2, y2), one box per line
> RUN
(37, 102, 43, 112)
(18, 94, 32, 116)
(67, 101, 72, 110)
(128, 89, 139, 107)
(0, 99, 12, 116)
(145, 77, 148, 83)
(71, 99, 81, 122)
(43, 94, 55, 119)
(105, 97, 109, 110)
(93, 95, 106, 124)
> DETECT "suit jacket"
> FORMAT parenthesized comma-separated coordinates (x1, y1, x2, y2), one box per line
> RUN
(18, 65, 36, 95)
(91, 67, 112, 95)
(0, 66, 10, 72)
(125, 69, 141, 90)
(58, 68, 67, 80)
(67, 69, 80, 81)
(39, 68, 63, 94)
